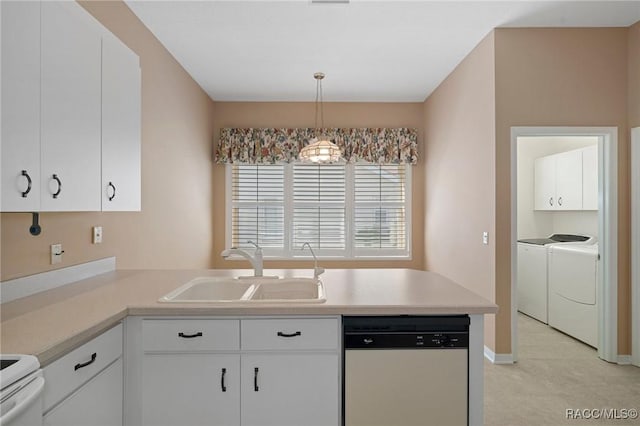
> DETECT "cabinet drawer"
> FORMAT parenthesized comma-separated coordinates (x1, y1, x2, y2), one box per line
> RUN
(143, 319, 239, 352)
(44, 358, 123, 426)
(241, 318, 339, 351)
(43, 323, 123, 412)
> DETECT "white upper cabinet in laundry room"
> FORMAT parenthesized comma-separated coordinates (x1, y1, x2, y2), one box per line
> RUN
(581, 145, 598, 210)
(1, 1, 41, 212)
(554, 149, 583, 210)
(534, 154, 556, 210)
(40, 1, 102, 211)
(101, 32, 142, 211)
(534, 148, 583, 210)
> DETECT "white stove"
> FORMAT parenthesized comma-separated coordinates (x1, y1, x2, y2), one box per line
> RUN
(0, 355, 44, 426)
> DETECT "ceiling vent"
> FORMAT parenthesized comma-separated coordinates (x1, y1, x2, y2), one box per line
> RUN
(311, 0, 350, 4)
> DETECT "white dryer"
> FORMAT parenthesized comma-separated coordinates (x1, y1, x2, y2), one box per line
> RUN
(548, 244, 599, 347)
(517, 234, 595, 324)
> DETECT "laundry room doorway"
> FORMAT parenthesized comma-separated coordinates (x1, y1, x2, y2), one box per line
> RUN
(511, 127, 618, 364)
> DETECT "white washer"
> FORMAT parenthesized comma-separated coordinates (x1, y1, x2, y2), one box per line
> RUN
(548, 244, 599, 347)
(517, 234, 596, 324)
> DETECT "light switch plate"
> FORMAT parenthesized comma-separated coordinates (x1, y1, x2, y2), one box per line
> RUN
(51, 244, 63, 264)
(93, 226, 103, 244)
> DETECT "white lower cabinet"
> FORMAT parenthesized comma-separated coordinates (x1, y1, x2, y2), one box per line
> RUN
(142, 354, 240, 426)
(44, 358, 123, 426)
(138, 317, 340, 426)
(43, 323, 123, 426)
(241, 353, 339, 426)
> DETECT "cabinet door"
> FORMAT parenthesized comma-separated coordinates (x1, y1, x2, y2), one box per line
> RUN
(40, 1, 102, 211)
(1, 1, 41, 212)
(582, 145, 598, 210)
(44, 358, 123, 426)
(142, 354, 240, 426)
(555, 149, 583, 210)
(241, 353, 339, 426)
(102, 33, 141, 211)
(534, 155, 556, 210)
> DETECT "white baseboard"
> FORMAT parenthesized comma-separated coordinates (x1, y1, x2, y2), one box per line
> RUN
(617, 355, 632, 365)
(484, 345, 514, 364)
(0, 257, 116, 304)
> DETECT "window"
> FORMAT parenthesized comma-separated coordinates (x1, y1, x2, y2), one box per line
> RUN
(227, 163, 411, 259)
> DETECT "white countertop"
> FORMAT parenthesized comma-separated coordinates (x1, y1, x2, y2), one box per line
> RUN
(0, 268, 497, 365)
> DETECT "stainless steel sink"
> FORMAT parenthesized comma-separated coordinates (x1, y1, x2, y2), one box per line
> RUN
(159, 276, 326, 303)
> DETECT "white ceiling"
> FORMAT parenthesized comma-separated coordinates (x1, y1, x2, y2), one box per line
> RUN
(125, 1, 640, 102)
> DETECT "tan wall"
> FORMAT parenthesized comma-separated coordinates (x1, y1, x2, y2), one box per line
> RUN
(630, 22, 640, 127)
(423, 33, 497, 350)
(0, 1, 216, 280)
(211, 102, 425, 271)
(494, 28, 630, 354)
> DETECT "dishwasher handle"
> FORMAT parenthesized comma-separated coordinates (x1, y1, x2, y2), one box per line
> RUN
(0, 376, 44, 425)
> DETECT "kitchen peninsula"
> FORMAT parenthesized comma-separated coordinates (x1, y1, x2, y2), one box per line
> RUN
(1, 267, 497, 425)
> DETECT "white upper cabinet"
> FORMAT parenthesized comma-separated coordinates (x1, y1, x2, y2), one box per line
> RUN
(534, 148, 586, 211)
(1, 1, 41, 212)
(102, 33, 142, 211)
(1, 1, 141, 212)
(554, 149, 583, 210)
(582, 145, 598, 210)
(534, 155, 557, 210)
(40, 1, 102, 211)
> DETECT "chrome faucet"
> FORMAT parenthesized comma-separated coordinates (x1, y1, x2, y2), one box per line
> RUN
(301, 242, 324, 279)
(221, 240, 263, 277)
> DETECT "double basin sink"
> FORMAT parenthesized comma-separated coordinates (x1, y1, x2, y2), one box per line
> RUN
(160, 276, 326, 304)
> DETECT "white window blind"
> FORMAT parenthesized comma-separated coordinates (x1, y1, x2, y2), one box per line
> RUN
(231, 165, 284, 250)
(353, 164, 407, 251)
(228, 163, 410, 259)
(293, 164, 346, 252)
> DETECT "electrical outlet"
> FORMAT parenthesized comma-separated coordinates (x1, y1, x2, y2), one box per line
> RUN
(483, 232, 489, 245)
(93, 226, 103, 244)
(51, 243, 63, 264)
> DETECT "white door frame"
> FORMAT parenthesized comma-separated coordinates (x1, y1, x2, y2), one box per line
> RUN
(510, 127, 618, 363)
(632, 127, 640, 367)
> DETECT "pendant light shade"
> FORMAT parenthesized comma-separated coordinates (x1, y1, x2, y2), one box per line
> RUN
(299, 138, 342, 163)
(299, 72, 342, 163)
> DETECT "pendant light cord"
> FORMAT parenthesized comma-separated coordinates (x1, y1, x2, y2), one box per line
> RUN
(314, 73, 325, 138)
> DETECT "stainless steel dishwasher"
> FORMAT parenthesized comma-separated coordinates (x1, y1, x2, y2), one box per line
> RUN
(343, 316, 469, 426)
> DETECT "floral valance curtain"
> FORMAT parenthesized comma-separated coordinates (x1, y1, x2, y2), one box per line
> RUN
(214, 128, 418, 165)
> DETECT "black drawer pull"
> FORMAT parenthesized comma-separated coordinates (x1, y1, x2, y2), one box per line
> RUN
(21, 170, 32, 198)
(221, 368, 227, 392)
(178, 332, 203, 339)
(108, 182, 116, 201)
(52, 174, 62, 199)
(277, 331, 301, 338)
(254, 367, 259, 392)
(74, 353, 97, 371)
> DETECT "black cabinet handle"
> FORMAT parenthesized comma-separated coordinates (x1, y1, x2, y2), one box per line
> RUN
(74, 353, 97, 371)
(178, 332, 203, 338)
(52, 174, 62, 199)
(277, 331, 301, 338)
(108, 182, 116, 201)
(221, 368, 227, 392)
(254, 367, 259, 392)
(21, 170, 32, 198)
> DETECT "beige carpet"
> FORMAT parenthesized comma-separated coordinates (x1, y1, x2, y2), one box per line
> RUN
(484, 314, 640, 426)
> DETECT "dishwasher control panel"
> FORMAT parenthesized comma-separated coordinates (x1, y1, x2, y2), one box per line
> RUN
(343, 315, 470, 349)
(344, 332, 468, 349)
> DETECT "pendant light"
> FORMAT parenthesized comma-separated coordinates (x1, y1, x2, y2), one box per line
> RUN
(299, 72, 342, 163)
